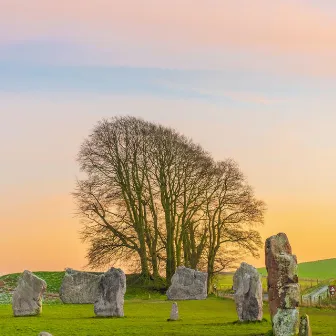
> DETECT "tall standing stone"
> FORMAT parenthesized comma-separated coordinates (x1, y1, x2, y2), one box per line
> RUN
(60, 268, 102, 304)
(94, 268, 126, 317)
(265, 233, 300, 336)
(166, 266, 207, 300)
(233, 262, 263, 322)
(299, 314, 312, 336)
(169, 302, 179, 321)
(12, 270, 47, 317)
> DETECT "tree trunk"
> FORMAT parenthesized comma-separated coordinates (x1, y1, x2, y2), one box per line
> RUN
(207, 251, 216, 294)
(166, 226, 176, 285)
(139, 249, 150, 278)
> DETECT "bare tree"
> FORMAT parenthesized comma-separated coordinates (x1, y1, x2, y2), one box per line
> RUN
(204, 159, 265, 292)
(74, 116, 266, 287)
(76, 118, 155, 278)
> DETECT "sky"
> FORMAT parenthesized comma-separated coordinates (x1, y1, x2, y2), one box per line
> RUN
(1, 0, 336, 274)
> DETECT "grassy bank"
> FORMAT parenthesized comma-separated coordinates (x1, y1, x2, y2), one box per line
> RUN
(0, 271, 166, 303)
(214, 258, 336, 294)
(214, 273, 319, 294)
(257, 258, 336, 280)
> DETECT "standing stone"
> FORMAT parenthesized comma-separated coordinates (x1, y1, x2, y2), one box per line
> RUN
(168, 302, 179, 321)
(273, 309, 300, 336)
(166, 266, 207, 300)
(233, 262, 263, 322)
(299, 314, 312, 336)
(60, 268, 102, 304)
(94, 268, 126, 317)
(12, 270, 47, 317)
(265, 233, 300, 335)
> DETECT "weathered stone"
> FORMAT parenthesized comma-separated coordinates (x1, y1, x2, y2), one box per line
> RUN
(166, 266, 207, 300)
(39, 332, 53, 336)
(299, 314, 312, 336)
(12, 270, 47, 317)
(273, 308, 300, 336)
(169, 302, 179, 321)
(94, 268, 126, 317)
(60, 268, 102, 304)
(265, 233, 300, 318)
(233, 262, 263, 322)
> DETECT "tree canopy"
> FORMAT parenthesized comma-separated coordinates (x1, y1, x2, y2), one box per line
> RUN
(73, 116, 266, 289)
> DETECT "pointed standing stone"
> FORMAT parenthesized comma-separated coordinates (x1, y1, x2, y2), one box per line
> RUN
(169, 302, 179, 321)
(233, 262, 263, 322)
(299, 314, 312, 336)
(265, 233, 300, 336)
(12, 270, 47, 317)
(94, 268, 126, 317)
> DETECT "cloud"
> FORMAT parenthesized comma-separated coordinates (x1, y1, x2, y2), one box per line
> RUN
(0, 63, 296, 104)
(180, 87, 289, 105)
(1, 1, 335, 52)
(1, 1, 336, 75)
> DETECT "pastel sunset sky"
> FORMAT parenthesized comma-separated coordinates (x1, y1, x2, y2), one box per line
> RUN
(1, 0, 336, 275)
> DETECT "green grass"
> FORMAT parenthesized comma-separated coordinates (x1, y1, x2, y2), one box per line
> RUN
(214, 274, 315, 294)
(1, 268, 336, 335)
(0, 298, 272, 336)
(215, 273, 267, 292)
(2, 258, 334, 300)
(0, 271, 167, 302)
(258, 258, 336, 280)
(1, 298, 336, 335)
(215, 258, 336, 294)
(0, 272, 65, 293)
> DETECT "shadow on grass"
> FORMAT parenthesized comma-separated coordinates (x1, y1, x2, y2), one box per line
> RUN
(203, 319, 273, 335)
(205, 318, 269, 327)
(90, 316, 127, 319)
(167, 318, 182, 322)
(231, 318, 269, 324)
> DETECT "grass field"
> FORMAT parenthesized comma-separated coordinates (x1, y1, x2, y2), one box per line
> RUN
(1, 265, 336, 335)
(1, 298, 336, 335)
(214, 258, 336, 294)
(214, 274, 320, 294)
(257, 258, 336, 280)
(2, 258, 336, 300)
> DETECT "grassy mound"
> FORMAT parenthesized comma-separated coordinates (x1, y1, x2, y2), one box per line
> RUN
(214, 258, 336, 294)
(257, 258, 336, 280)
(0, 272, 65, 293)
(0, 271, 166, 302)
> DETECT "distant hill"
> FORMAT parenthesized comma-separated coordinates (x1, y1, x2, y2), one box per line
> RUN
(258, 258, 336, 280)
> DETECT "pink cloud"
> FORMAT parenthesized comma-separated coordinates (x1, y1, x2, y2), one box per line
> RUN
(1, 1, 335, 51)
(1, 1, 336, 75)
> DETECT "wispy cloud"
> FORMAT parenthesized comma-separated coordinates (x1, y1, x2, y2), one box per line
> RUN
(1, 1, 336, 76)
(156, 79, 290, 105)
(1, 0, 335, 52)
(187, 88, 289, 105)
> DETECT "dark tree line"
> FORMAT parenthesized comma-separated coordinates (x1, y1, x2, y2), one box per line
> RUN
(73, 116, 266, 290)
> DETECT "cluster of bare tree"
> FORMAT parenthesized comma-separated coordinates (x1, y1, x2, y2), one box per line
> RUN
(73, 116, 266, 290)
